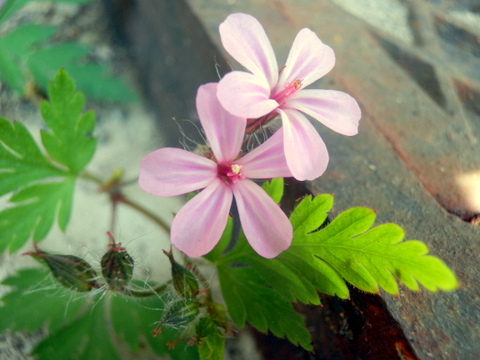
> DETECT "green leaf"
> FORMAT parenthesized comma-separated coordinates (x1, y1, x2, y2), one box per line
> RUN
(39, 68, 97, 174)
(0, 268, 198, 360)
(0, 117, 62, 197)
(28, 43, 139, 102)
(300, 206, 459, 293)
(198, 329, 225, 360)
(0, 24, 56, 93)
(0, 0, 92, 25)
(218, 265, 312, 350)
(261, 177, 284, 204)
(218, 231, 320, 305)
(0, 69, 97, 252)
(33, 295, 122, 360)
(0, 178, 75, 253)
(0, 268, 87, 333)
(215, 194, 457, 350)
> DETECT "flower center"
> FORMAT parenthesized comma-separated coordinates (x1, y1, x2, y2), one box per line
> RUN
(217, 163, 244, 185)
(271, 79, 303, 106)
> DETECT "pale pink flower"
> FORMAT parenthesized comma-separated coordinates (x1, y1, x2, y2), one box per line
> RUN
(139, 83, 293, 259)
(217, 13, 361, 181)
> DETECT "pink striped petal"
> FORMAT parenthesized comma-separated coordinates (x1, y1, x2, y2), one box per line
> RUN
(276, 28, 335, 90)
(217, 71, 278, 119)
(139, 148, 217, 196)
(171, 179, 233, 257)
(238, 128, 292, 179)
(232, 180, 292, 258)
(196, 83, 246, 162)
(287, 89, 361, 136)
(220, 13, 278, 87)
(280, 109, 329, 181)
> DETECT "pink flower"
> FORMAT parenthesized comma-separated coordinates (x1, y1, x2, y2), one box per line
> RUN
(139, 83, 293, 259)
(217, 13, 361, 181)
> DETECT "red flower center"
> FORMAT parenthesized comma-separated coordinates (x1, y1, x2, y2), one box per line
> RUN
(217, 163, 244, 185)
(271, 79, 303, 106)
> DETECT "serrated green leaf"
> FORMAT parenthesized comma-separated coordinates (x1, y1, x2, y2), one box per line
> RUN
(0, 24, 56, 93)
(289, 203, 458, 294)
(290, 194, 334, 234)
(39, 68, 96, 174)
(28, 43, 138, 102)
(0, 117, 63, 197)
(261, 177, 284, 204)
(216, 194, 341, 302)
(0, 178, 75, 253)
(219, 232, 320, 304)
(218, 265, 313, 351)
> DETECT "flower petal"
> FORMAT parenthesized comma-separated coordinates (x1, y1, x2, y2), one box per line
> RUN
(196, 83, 246, 162)
(139, 148, 217, 196)
(276, 28, 335, 90)
(280, 109, 329, 181)
(287, 89, 361, 136)
(220, 13, 278, 87)
(171, 179, 233, 257)
(217, 71, 278, 119)
(232, 180, 292, 258)
(238, 128, 292, 179)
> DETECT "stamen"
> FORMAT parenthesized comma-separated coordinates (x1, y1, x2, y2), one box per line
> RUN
(218, 163, 244, 184)
(272, 79, 303, 105)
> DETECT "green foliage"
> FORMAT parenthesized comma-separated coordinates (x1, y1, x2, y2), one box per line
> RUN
(196, 318, 226, 360)
(0, 179, 75, 252)
(0, 69, 95, 252)
(0, 0, 92, 25)
(261, 177, 284, 204)
(0, 0, 138, 102)
(218, 265, 313, 350)
(28, 43, 139, 102)
(211, 190, 458, 350)
(0, 24, 56, 92)
(287, 196, 458, 294)
(0, 268, 199, 360)
(40, 68, 96, 173)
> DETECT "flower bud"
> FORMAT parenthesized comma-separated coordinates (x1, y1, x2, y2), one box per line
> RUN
(153, 299, 200, 336)
(101, 232, 134, 290)
(25, 247, 98, 292)
(163, 248, 199, 299)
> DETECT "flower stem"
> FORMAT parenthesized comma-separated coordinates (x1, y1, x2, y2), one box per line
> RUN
(80, 169, 171, 235)
(79, 170, 104, 185)
(126, 283, 169, 298)
(118, 195, 171, 234)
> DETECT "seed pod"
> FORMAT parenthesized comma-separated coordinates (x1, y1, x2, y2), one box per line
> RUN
(163, 248, 199, 299)
(153, 299, 200, 336)
(25, 248, 98, 292)
(101, 232, 134, 290)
